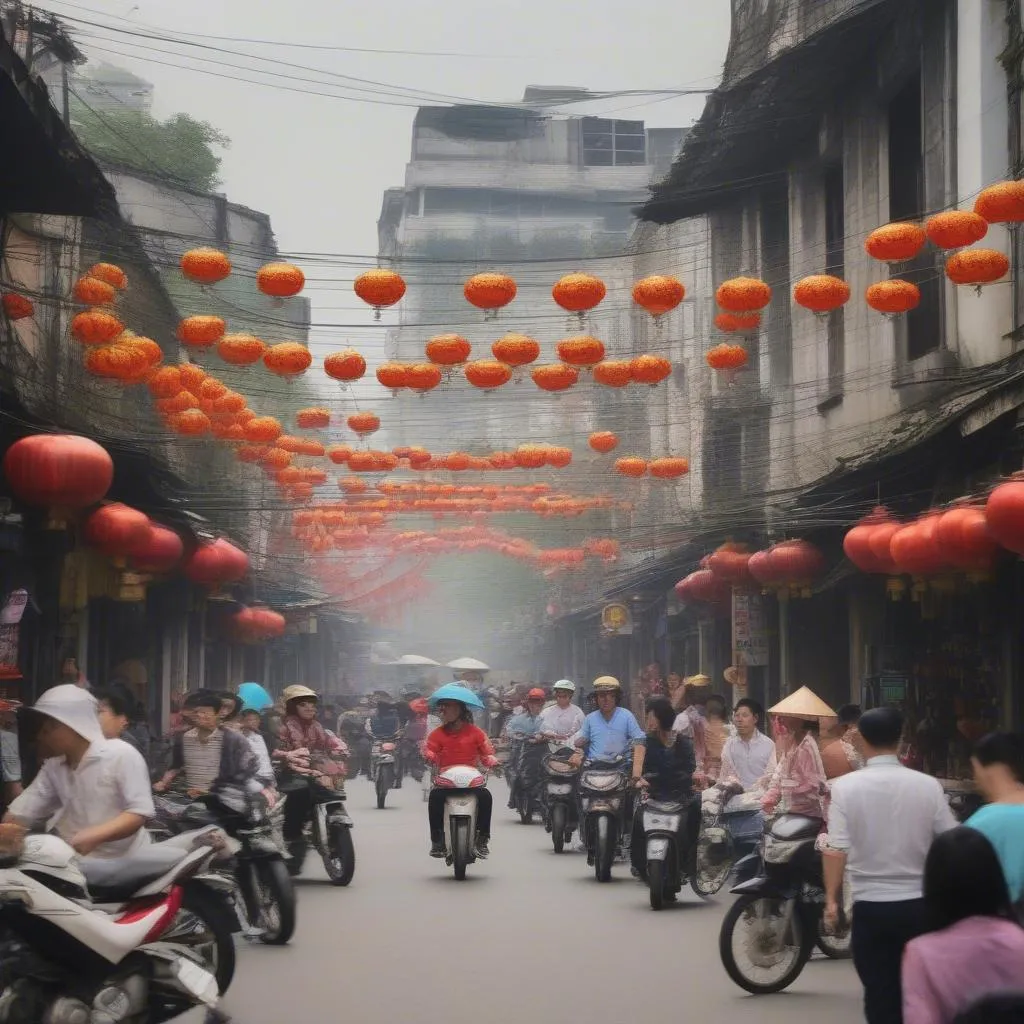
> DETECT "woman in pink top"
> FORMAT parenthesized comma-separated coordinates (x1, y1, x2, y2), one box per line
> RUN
(902, 827, 1024, 1024)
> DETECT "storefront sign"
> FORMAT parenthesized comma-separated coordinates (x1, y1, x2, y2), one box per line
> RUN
(732, 591, 768, 667)
(600, 602, 632, 636)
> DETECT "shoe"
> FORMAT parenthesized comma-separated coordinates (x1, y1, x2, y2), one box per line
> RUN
(474, 834, 490, 859)
(430, 837, 445, 858)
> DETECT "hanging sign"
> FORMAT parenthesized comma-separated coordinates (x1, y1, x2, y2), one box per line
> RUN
(732, 590, 768, 667)
(601, 602, 632, 635)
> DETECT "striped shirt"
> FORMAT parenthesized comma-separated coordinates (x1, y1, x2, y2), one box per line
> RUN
(181, 728, 223, 791)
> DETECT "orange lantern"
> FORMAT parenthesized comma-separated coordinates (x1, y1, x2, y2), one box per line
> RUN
(513, 445, 547, 470)
(406, 362, 443, 392)
(629, 354, 672, 386)
(197, 377, 227, 401)
(593, 360, 633, 388)
(445, 452, 471, 472)
(347, 451, 377, 473)
(347, 412, 380, 436)
(177, 315, 226, 348)
(588, 431, 619, 454)
(531, 363, 579, 393)
(324, 349, 367, 383)
(546, 446, 573, 468)
(974, 180, 1024, 224)
(945, 248, 1009, 287)
(85, 344, 149, 382)
(178, 364, 206, 393)
(552, 273, 606, 314)
(327, 445, 353, 465)
(155, 391, 199, 415)
(426, 334, 471, 367)
(632, 275, 685, 317)
(615, 457, 648, 478)
(212, 421, 245, 441)
(217, 334, 266, 365)
(354, 269, 406, 318)
(256, 262, 305, 298)
(213, 391, 247, 417)
(276, 436, 306, 454)
(124, 335, 161, 369)
(375, 362, 409, 391)
(464, 272, 517, 314)
(71, 309, 123, 346)
(297, 407, 331, 429)
(556, 335, 605, 368)
(491, 333, 540, 367)
(173, 409, 212, 435)
(714, 311, 761, 333)
(73, 277, 116, 306)
(706, 343, 748, 371)
(864, 222, 927, 262)
(649, 457, 690, 479)
(264, 341, 312, 377)
(866, 279, 921, 315)
(1, 293, 33, 320)
(88, 263, 128, 290)
(340, 476, 368, 494)
(793, 274, 851, 313)
(925, 211, 988, 249)
(262, 448, 292, 470)
(464, 359, 512, 390)
(244, 417, 283, 443)
(147, 366, 182, 399)
(181, 248, 231, 285)
(716, 277, 771, 313)
(236, 445, 269, 464)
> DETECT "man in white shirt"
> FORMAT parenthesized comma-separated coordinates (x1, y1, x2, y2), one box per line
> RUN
(718, 699, 777, 791)
(824, 707, 956, 1024)
(6, 685, 154, 858)
(537, 680, 585, 745)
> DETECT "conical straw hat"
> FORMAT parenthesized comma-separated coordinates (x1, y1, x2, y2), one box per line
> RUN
(768, 686, 836, 719)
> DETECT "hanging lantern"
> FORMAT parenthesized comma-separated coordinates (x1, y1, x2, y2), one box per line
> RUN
(629, 354, 672, 386)
(184, 538, 249, 587)
(354, 269, 406, 319)
(706, 343, 748, 371)
(556, 335, 605, 368)
(123, 336, 162, 372)
(212, 391, 246, 417)
(296, 407, 331, 429)
(147, 366, 182, 399)
(631, 275, 685, 318)
(748, 548, 782, 589)
(256, 262, 305, 298)
(3, 434, 113, 511)
(793, 274, 851, 313)
(593, 360, 633, 388)
(347, 412, 380, 436)
(552, 273, 606, 315)
(339, 476, 368, 494)
(155, 392, 199, 416)
(588, 431, 619, 454)
(674, 569, 728, 605)
(925, 211, 988, 250)
(197, 378, 226, 404)
(177, 315, 226, 348)
(513, 445, 547, 470)
(327, 445, 353, 465)
(426, 334, 471, 367)
(714, 312, 760, 333)
(236, 445, 268, 464)
(172, 409, 212, 435)
(716, 277, 771, 313)
(276, 436, 307, 454)
(88, 263, 128, 290)
(71, 309, 123, 346)
(243, 416, 283, 443)
(945, 248, 1009, 288)
(1, 293, 33, 321)
(706, 541, 750, 582)
(890, 515, 946, 576)
(217, 334, 267, 366)
(866, 279, 921, 315)
(177, 364, 207, 393)
(464, 360, 512, 390)
(649, 457, 690, 479)
(769, 539, 826, 589)
(936, 505, 1000, 571)
(864, 223, 927, 263)
(375, 362, 410, 391)
(843, 506, 898, 573)
(181, 248, 232, 285)
(491, 333, 540, 367)
(615, 456, 648, 478)
(546, 446, 573, 469)
(974, 180, 1024, 224)
(84, 503, 152, 560)
(464, 273, 517, 315)
(261, 448, 292, 471)
(531, 363, 579, 393)
(132, 524, 184, 573)
(324, 349, 367, 383)
(445, 452, 472, 472)
(73, 277, 116, 306)
(984, 475, 1024, 554)
(406, 363, 443, 392)
(263, 342, 312, 377)
(212, 421, 245, 441)
(85, 344, 151, 382)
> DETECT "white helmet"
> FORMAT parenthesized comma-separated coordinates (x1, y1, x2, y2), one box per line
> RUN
(552, 679, 576, 693)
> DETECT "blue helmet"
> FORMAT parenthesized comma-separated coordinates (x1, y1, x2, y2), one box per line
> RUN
(428, 683, 485, 711)
(238, 682, 273, 714)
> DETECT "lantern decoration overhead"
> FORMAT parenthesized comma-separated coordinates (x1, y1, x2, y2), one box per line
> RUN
(263, 341, 313, 377)
(649, 457, 690, 480)
(347, 411, 380, 436)
(327, 445, 352, 465)
(925, 210, 988, 250)
(588, 430, 619, 454)
(766, 539, 826, 593)
(865, 279, 921, 316)
(88, 263, 128, 290)
(864, 223, 927, 263)
(2, 434, 113, 511)
(714, 311, 760, 334)
(85, 342, 154, 383)
(183, 538, 249, 588)
(155, 391, 199, 416)
(256, 262, 305, 298)
(706, 541, 751, 582)
(172, 409, 212, 436)
(984, 475, 1024, 554)
(243, 416, 283, 443)
(531, 363, 579, 393)
(71, 309, 123, 346)
(593, 360, 633, 388)
(716, 277, 772, 313)
(339, 476, 368, 494)
(426, 334, 472, 367)
(296, 407, 331, 429)
(706, 343, 748, 371)
(262, 448, 292, 470)
(464, 359, 512, 391)
(614, 456, 648, 478)
(198, 377, 227, 401)
(147, 366, 182, 399)
(178, 363, 207, 393)
(889, 515, 947, 577)
(354, 269, 406, 319)
(464, 273, 517, 316)
(974, 180, 1024, 224)
(556, 335, 605, 368)
(674, 569, 729, 606)
(944, 248, 1009, 289)
(83, 503, 152, 561)
(406, 362, 443, 392)
(176, 315, 226, 348)
(546, 446, 573, 469)
(552, 273, 606, 315)
(793, 274, 851, 314)
(212, 391, 247, 417)
(491, 333, 540, 367)
(629, 354, 672, 386)
(632, 275, 685, 318)
(323, 348, 367, 385)
(935, 505, 1000, 572)
(1, 293, 34, 321)
(73, 277, 116, 306)
(513, 444, 547, 470)
(375, 361, 410, 392)
(217, 334, 267, 366)
(132, 524, 184, 573)
(180, 248, 232, 285)
(843, 506, 899, 573)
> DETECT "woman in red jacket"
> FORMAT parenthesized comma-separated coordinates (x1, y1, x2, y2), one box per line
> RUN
(424, 689, 498, 859)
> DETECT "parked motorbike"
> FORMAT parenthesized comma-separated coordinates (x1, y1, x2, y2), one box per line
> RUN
(508, 736, 545, 824)
(637, 785, 697, 910)
(282, 776, 356, 886)
(371, 738, 399, 809)
(432, 765, 489, 881)
(0, 827, 237, 1023)
(718, 813, 852, 995)
(578, 758, 629, 882)
(541, 747, 579, 853)
(693, 791, 765, 897)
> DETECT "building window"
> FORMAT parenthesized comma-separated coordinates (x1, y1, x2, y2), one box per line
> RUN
(761, 181, 791, 388)
(824, 161, 845, 396)
(581, 118, 647, 167)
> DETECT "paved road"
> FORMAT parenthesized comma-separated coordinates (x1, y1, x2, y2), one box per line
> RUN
(199, 778, 865, 1024)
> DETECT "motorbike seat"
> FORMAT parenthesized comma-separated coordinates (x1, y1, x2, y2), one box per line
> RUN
(645, 798, 686, 814)
(768, 814, 821, 841)
(80, 843, 189, 900)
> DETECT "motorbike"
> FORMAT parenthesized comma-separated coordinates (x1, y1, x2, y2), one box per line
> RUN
(371, 737, 399, 809)
(432, 765, 489, 881)
(693, 790, 765, 897)
(508, 735, 545, 824)
(637, 784, 698, 910)
(540, 746, 579, 853)
(718, 812, 853, 995)
(282, 775, 356, 886)
(0, 827, 238, 1023)
(578, 758, 629, 882)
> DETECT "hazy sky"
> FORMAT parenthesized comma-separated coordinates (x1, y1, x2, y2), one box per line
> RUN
(47, 0, 731, 357)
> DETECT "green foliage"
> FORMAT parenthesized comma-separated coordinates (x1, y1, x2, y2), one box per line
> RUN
(71, 103, 230, 192)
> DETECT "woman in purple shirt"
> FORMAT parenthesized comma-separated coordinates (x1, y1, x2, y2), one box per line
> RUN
(902, 827, 1024, 1024)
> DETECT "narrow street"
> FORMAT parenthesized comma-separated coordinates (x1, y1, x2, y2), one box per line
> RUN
(206, 779, 864, 1024)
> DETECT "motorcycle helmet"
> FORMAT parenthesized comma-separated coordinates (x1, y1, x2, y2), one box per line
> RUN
(552, 679, 576, 693)
(409, 697, 429, 715)
(282, 684, 318, 706)
(592, 675, 621, 691)
(527, 687, 546, 700)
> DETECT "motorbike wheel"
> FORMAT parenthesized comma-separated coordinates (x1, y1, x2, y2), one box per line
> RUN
(517, 789, 532, 825)
(594, 816, 614, 882)
(690, 848, 732, 898)
(452, 818, 471, 881)
(719, 894, 814, 995)
(173, 883, 237, 994)
(323, 824, 356, 886)
(376, 765, 393, 809)
(648, 860, 667, 911)
(551, 803, 567, 853)
(816, 923, 853, 959)
(247, 859, 296, 945)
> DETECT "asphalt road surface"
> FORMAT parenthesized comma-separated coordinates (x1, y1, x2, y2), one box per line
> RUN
(194, 778, 865, 1024)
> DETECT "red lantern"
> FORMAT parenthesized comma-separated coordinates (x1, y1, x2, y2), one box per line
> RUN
(376, 362, 410, 391)
(406, 363, 443, 392)
(83, 503, 152, 560)
(184, 538, 249, 587)
(716, 277, 771, 313)
(181, 248, 232, 284)
(974, 180, 1024, 224)
(632, 275, 685, 317)
(464, 273, 517, 313)
(491, 334, 540, 367)
(132, 524, 184, 572)
(73, 277, 116, 306)
(531, 364, 579, 393)
(147, 367, 182, 399)
(464, 360, 512, 390)
(552, 273, 606, 313)
(546, 446, 573, 469)
(263, 342, 312, 377)
(945, 249, 1009, 287)
(936, 506, 999, 571)
(243, 417, 283, 443)
(71, 310, 123, 346)
(649, 457, 690, 479)
(327, 445, 353, 465)
(769, 539, 826, 584)
(296, 408, 331, 429)
(556, 335, 605, 367)
(793, 274, 851, 313)
(3, 434, 113, 510)
(985, 476, 1024, 554)
(593, 360, 633, 388)
(890, 516, 946, 576)
(675, 569, 728, 605)
(1, 293, 33, 321)
(925, 211, 988, 250)
(707, 542, 751, 582)
(748, 549, 780, 587)
(714, 312, 760, 333)
(866, 280, 921, 315)
(706, 343, 748, 371)
(354, 269, 406, 317)
(588, 431, 619, 454)
(324, 349, 367, 383)
(864, 223, 927, 263)
(217, 334, 267, 366)
(172, 409, 212, 436)
(177, 316, 226, 348)
(347, 412, 380, 436)
(426, 334, 471, 367)
(256, 262, 305, 298)
(843, 507, 898, 573)
(629, 355, 672, 385)
(615, 457, 648, 478)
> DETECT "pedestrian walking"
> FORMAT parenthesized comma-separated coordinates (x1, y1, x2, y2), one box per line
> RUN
(824, 706, 958, 1024)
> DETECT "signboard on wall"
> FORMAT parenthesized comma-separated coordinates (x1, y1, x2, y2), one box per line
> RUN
(732, 591, 768, 667)
(600, 602, 633, 636)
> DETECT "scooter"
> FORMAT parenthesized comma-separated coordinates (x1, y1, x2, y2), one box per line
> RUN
(508, 736, 545, 824)
(578, 758, 629, 882)
(433, 765, 488, 881)
(541, 746, 579, 853)
(693, 789, 765, 897)
(637, 784, 697, 910)
(282, 775, 356, 886)
(371, 739, 399, 809)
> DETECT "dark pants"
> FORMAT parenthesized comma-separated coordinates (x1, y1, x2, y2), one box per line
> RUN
(428, 787, 493, 838)
(851, 899, 927, 1024)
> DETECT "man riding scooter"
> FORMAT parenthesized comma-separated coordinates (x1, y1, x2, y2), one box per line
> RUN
(505, 688, 546, 816)
(366, 698, 403, 788)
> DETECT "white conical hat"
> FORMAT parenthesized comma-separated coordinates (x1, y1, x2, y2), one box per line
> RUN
(768, 686, 836, 720)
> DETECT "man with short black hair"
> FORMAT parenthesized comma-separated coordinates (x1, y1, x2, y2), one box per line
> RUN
(824, 706, 957, 1024)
